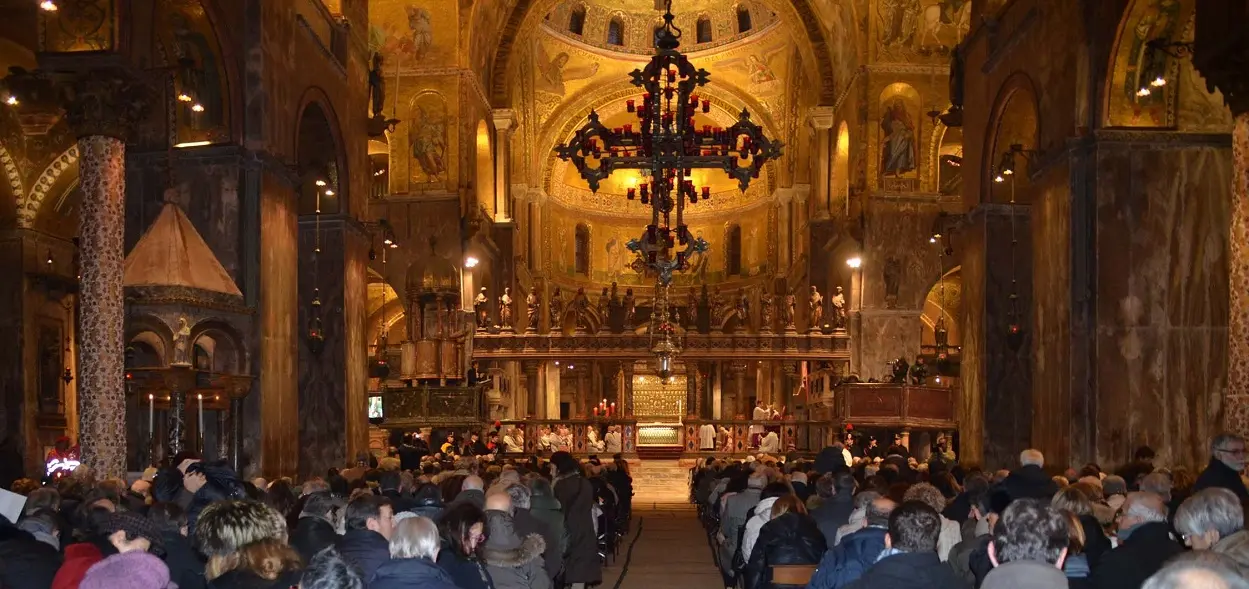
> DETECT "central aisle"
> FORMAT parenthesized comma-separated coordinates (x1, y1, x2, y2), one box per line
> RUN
(603, 506, 724, 589)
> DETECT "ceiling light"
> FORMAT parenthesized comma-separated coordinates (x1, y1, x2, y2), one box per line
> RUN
(1150, 76, 1166, 88)
(315, 179, 327, 187)
(324, 189, 335, 196)
(173, 141, 212, 148)
(388, 242, 398, 249)
(929, 237, 937, 244)
(994, 174, 1005, 183)
(4, 95, 17, 106)
(190, 103, 205, 112)
(40, 1, 57, 11)
(465, 256, 480, 268)
(177, 93, 193, 102)
(1136, 87, 1151, 97)
(846, 257, 862, 269)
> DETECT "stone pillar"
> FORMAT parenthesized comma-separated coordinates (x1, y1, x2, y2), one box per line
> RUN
(523, 361, 540, 419)
(1230, 114, 1249, 436)
(65, 69, 150, 478)
(730, 363, 748, 419)
(492, 109, 516, 222)
(782, 362, 798, 416)
(809, 107, 836, 221)
(573, 364, 590, 417)
(712, 363, 723, 419)
(622, 362, 635, 417)
(775, 188, 793, 268)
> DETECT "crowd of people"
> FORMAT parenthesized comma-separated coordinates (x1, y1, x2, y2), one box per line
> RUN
(0, 440, 634, 589)
(692, 433, 1249, 589)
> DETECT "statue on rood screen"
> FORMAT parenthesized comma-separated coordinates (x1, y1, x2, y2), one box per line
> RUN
(526, 289, 540, 331)
(831, 286, 847, 329)
(809, 286, 825, 330)
(623, 288, 637, 328)
(549, 287, 564, 330)
(597, 287, 609, 331)
(735, 288, 750, 327)
(172, 315, 191, 366)
(474, 287, 489, 330)
(498, 287, 513, 329)
(783, 293, 797, 330)
(759, 288, 774, 332)
(573, 287, 590, 330)
(710, 287, 727, 329)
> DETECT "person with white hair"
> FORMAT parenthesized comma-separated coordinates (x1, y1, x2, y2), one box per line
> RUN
(1142, 553, 1249, 589)
(1090, 492, 1182, 589)
(1174, 488, 1249, 570)
(371, 516, 459, 589)
(999, 449, 1059, 502)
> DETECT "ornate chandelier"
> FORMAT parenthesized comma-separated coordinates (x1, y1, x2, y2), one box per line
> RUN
(555, 0, 782, 287)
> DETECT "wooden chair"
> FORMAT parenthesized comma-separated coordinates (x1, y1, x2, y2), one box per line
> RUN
(769, 564, 818, 586)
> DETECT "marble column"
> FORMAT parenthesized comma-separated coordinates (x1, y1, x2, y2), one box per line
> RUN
(523, 361, 540, 419)
(809, 108, 836, 221)
(573, 364, 590, 417)
(730, 363, 748, 419)
(622, 362, 635, 417)
(1229, 114, 1249, 436)
(66, 70, 150, 478)
(492, 110, 516, 222)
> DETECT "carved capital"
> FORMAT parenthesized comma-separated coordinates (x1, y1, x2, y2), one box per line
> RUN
(807, 106, 837, 130)
(492, 108, 517, 133)
(61, 68, 153, 141)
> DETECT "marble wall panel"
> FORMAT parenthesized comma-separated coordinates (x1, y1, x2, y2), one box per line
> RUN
(344, 227, 370, 466)
(298, 222, 348, 481)
(259, 173, 299, 478)
(1092, 142, 1231, 468)
(859, 311, 922, 381)
(1031, 163, 1074, 468)
(958, 210, 986, 465)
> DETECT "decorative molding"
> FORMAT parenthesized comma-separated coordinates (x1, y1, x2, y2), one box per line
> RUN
(833, 68, 864, 115)
(19, 145, 78, 229)
(0, 145, 23, 200)
(865, 63, 951, 76)
(537, 20, 785, 59)
(472, 331, 850, 361)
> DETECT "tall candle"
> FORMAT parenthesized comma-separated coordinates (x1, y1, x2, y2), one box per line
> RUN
(148, 394, 154, 436)
(197, 394, 204, 446)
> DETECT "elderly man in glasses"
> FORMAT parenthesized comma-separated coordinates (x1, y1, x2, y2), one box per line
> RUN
(1173, 488, 1249, 574)
(1194, 433, 1249, 504)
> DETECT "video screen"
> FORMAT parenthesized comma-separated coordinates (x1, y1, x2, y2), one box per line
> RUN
(368, 396, 384, 419)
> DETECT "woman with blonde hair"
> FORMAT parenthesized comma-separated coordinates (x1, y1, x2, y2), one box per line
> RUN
(195, 500, 303, 589)
(372, 516, 461, 589)
(742, 495, 825, 589)
(1051, 486, 1110, 569)
(1058, 510, 1091, 588)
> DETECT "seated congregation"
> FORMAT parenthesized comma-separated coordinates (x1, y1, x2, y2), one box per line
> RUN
(692, 433, 1249, 589)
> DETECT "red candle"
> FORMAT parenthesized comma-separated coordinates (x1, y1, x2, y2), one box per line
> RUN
(702, 186, 711, 198)
(593, 407, 599, 416)
(702, 99, 711, 113)
(627, 188, 636, 199)
(627, 99, 635, 112)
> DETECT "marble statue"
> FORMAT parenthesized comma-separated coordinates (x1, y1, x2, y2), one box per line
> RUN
(884, 257, 902, 309)
(574, 287, 590, 330)
(783, 293, 797, 330)
(623, 288, 636, 328)
(759, 289, 774, 332)
(474, 287, 489, 330)
(549, 287, 564, 330)
(809, 286, 825, 331)
(710, 287, 727, 329)
(526, 289, 540, 332)
(498, 287, 513, 330)
(831, 286, 847, 329)
(173, 315, 191, 366)
(736, 288, 750, 326)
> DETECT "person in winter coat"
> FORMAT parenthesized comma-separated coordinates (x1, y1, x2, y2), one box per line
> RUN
(999, 450, 1059, 503)
(302, 548, 364, 589)
(525, 477, 566, 571)
(1089, 492, 1181, 589)
(481, 493, 550, 589)
(504, 482, 562, 581)
(807, 497, 896, 589)
(742, 495, 826, 589)
(335, 495, 394, 582)
(810, 473, 857, 548)
(195, 500, 303, 589)
(148, 502, 206, 589)
(1194, 434, 1249, 503)
(1050, 487, 1110, 570)
(408, 483, 446, 522)
(1174, 487, 1249, 573)
(0, 510, 63, 589)
(719, 472, 765, 584)
(844, 501, 966, 589)
(80, 551, 177, 589)
(437, 503, 496, 589)
(372, 516, 460, 589)
(979, 499, 1069, 589)
(741, 483, 792, 562)
(551, 452, 601, 588)
(290, 493, 341, 564)
(903, 483, 961, 561)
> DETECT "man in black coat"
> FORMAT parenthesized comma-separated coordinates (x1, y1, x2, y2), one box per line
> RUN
(810, 472, 857, 548)
(1116, 446, 1156, 491)
(1089, 492, 1182, 589)
(845, 500, 967, 589)
(1193, 433, 1249, 503)
(292, 492, 342, 563)
(999, 449, 1059, 503)
(335, 495, 394, 581)
(0, 512, 62, 589)
(505, 481, 562, 581)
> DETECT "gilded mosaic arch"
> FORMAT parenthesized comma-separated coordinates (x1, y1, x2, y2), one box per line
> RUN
(19, 145, 78, 229)
(1103, 0, 1192, 129)
(490, 0, 840, 106)
(983, 72, 1039, 205)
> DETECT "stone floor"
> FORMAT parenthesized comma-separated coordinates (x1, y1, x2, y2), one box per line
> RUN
(598, 460, 722, 589)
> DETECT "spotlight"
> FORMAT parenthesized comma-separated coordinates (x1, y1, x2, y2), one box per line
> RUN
(929, 237, 937, 244)
(1136, 87, 1151, 97)
(324, 189, 335, 196)
(1150, 76, 1167, 88)
(315, 179, 327, 187)
(191, 103, 205, 112)
(388, 241, 398, 249)
(39, 0, 57, 11)
(465, 256, 480, 268)
(382, 237, 393, 246)
(846, 257, 862, 269)
(994, 174, 1005, 183)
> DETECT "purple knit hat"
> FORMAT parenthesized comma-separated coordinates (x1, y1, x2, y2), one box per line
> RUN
(80, 552, 176, 589)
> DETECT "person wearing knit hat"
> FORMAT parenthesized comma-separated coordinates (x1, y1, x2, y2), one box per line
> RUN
(102, 510, 165, 556)
(52, 510, 165, 589)
(80, 551, 175, 589)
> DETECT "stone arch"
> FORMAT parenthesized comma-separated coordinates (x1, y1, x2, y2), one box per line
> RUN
(1103, 0, 1192, 129)
(491, 0, 842, 106)
(0, 143, 23, 207)
(125, 315, 175, 368)
(294, 87, 348, 215)
(152, 0, 236, 145)
(188, 318, 248, 374)
(983, 72, 1039, 204)
(920, 266, 961, 349)
(19, 144, 78, 229)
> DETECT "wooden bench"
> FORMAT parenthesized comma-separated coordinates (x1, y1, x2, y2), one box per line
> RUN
(769, 564, 818, 586)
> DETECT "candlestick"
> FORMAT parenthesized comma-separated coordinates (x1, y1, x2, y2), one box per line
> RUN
(148, 393, 154, 437)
